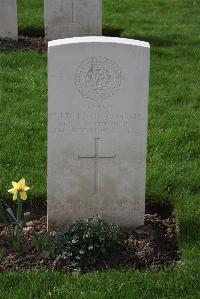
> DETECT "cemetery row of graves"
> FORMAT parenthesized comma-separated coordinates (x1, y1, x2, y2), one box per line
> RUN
(0, 0, 200, 298)
(0, 0, 102, 41)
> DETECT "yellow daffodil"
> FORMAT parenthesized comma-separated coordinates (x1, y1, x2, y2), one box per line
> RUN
(8, 181, 19, 201)
(17, 178, 30, 200)
(8, 178, 30, 201)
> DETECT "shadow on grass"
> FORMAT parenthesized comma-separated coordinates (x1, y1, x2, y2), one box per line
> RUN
(103, 26, 123, 37)
(102, 29, 184, 49)
(125, 34, 180, 47)
(179, 217, 200, 245)
(146, 203, 173, 218)
(19, 26, 123, 39)
(123, 33, 200, 49)
(146, 191, 172, 205)
(102, 27, 176, 49)
(145, 192, 173, 217)
(19, 27, 45, 38)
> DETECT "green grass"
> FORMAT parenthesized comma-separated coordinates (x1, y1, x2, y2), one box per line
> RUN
(1, 0, 200, 297)
(0, 51, 47, 202)
(17, 0, 44, 36)
(0, 265, 200, 299)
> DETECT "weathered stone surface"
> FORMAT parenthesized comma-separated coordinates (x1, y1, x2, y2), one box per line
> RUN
(48, 37, 150, 229)
(0, 0, 18, 40)
(44, 0, 102, 41)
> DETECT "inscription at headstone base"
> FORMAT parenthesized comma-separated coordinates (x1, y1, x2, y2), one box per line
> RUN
(48, 36, 150, 229)
(0, 0, 18, 40)
(44, 0, 102, 41)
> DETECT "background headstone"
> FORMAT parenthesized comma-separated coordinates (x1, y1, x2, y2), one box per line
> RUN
(48, 37, 150, 229)
(0, 0, 18, 40)
(44, 0, 102, 41)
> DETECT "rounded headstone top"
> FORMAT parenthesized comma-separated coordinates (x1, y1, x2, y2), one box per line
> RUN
(48, 36, 150, 49)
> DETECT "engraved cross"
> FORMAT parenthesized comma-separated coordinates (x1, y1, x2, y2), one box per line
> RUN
(78, 138, 116, 194)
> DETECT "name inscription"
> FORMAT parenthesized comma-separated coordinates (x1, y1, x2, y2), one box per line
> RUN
(51, 110, 145, 136)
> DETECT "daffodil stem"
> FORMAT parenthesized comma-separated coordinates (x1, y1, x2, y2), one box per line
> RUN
(16, 196, 22, 251)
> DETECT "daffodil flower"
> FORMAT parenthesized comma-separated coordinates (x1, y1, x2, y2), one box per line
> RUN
(8, 178, 30, 201)
(8, 181, 19, 201)
(17, 178, 30, 200)
(7, 178, 31, 251)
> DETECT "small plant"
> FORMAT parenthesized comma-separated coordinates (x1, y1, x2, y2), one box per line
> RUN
(32, 232, 56, 257)
(55, 215, 124, 268)
(6, 178, 31, 251)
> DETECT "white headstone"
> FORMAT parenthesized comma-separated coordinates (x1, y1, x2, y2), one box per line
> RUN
(0, 0, 18, 40)
(48, 36, 150, 229)
(44, 0, 102, 41)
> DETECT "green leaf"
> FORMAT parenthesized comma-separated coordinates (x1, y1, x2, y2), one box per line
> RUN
(6, 207, 17, 222)
(23, 212, 31, 224)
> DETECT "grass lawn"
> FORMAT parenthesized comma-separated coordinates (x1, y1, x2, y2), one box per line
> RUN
(0, 0, 200, 298)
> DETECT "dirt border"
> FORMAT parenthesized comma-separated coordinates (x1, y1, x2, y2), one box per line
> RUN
(0, 35, 47, 53)
(0, 209, 179, 273)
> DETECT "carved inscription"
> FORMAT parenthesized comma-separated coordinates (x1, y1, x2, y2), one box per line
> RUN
(66, 202, 144, 214)
(51, 110, 145, 136)
(75, 56, 123, 101)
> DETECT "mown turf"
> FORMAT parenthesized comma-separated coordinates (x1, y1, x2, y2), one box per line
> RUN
(17, 0, 44, 36)
(0, 0, 200, 298)
(0, 51, 47, 202)
(0, 264, 200, 299)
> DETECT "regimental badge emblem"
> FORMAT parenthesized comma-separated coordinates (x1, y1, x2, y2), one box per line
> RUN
(75, 56, 123, 101)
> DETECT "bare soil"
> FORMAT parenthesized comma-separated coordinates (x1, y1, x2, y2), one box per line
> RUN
(0, 35, 47, 53)
(0, 210, 179, 273)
